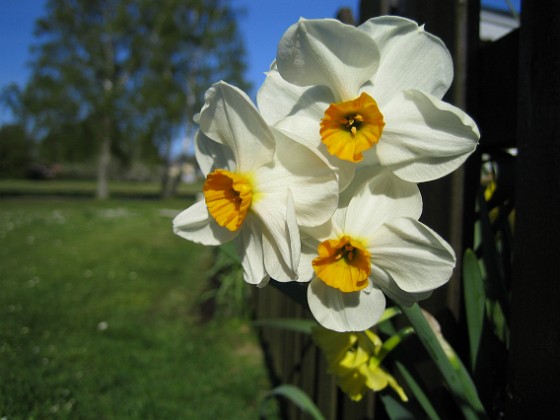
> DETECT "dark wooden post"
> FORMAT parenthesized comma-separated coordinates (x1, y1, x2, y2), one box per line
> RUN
(505, 0, 560, 417)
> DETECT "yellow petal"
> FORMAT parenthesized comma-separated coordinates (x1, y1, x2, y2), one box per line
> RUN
(387, 373, 409, 402)
(320, 92, 384, 162)
(203, 169, 253, 231)
(336, 369, 368, 401)
(361, 361, 389, 392)
(312, 235, 371, 292)
(338, 347, 370, 371)
(312, 327, 357, 368)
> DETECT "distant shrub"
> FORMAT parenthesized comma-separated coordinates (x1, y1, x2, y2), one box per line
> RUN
(0, 123, 34, 178)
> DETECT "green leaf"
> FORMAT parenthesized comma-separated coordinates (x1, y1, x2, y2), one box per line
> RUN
(379, 393, 417, 420)
(486, 298, 510, 348)
(261, 385, 325, 420)
(394, 361, 442, 420)
(253, 318, 317, 335)
(400, 303, 487, 420)
(478, 190, 509, 320)
(463, 248, 486, 370)
(219, 241, 240, 263)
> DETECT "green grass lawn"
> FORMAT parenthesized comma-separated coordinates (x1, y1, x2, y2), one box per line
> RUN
(0, 197, 277, 418)
(0, 179, 203, 198)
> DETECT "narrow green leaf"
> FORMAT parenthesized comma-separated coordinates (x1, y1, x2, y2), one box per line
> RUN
(463, 248, 486, 370)
(379, 393, 417, 420)
(262, 385, 325, 420)
(478, 190, 509, 320)
(395, 361, 442, 420)
(205, 251, 233, 277)
(219, 241, 240, 263)
(400, 303, 487, 420)
(485, 298, 510, 347)
(253, 318, 316, 334)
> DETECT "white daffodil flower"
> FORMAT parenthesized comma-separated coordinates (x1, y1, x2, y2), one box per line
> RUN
(299, 168, 456, 332)
(173, 81, 338, 286)
(257, 16, 479, 188)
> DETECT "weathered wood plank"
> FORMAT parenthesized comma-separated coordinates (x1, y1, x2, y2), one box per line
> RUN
(506, 0, 560, 417)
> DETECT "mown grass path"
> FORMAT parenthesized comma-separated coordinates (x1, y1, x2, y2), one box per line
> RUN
(0, 198, 275, 418)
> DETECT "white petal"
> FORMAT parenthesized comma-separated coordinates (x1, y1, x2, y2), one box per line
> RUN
(198, 81, 275, 172)
(273, 115, 322, 148)
(370, 264, 433, 306)
(195, 130, 236, 175)
(370, 217, 456, 293)
(276, 18, 380, 101)
(304, 218, 344, 243)
(257, 71, 356, 193)
(257, 69, 332, 125)
(256, 129, 338, 227)
(330, 160, 356, 193)
(297, 234, 320, 283)
(340, 167, 422, 235)
(253, 190, 300, 282)
(273, 116, 357, 192)
(359, 16, 453, 102)
(307, 278, 387, 332)
(235, 222, 269, 286)
(378, 89, 479, 182)
(173, 200, 237, 246)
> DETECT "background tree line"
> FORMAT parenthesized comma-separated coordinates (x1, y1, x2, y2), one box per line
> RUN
(0, 0, 250, 198)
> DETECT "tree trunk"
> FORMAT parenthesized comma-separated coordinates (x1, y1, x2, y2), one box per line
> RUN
(96, 116, 112, 200)
(159, 133, 170, 199)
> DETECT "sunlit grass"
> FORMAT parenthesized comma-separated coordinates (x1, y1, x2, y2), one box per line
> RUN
(0, 198, 276, 418)
(0, 179, 203, 198)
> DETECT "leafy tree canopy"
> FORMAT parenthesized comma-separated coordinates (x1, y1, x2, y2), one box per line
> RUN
(8, 0, 250, 196)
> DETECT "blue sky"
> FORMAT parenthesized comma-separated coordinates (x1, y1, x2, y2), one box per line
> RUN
(231, 0, 360, 97)
(0, 2, 42, 85)
(0, 0, 359, 123)
(0, 0, 519, 124)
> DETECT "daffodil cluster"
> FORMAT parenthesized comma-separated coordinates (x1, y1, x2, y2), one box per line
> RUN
(174, 16, 479, 332)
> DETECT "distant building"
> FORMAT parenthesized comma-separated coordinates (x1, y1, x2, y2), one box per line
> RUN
(480, 2, 519, 41)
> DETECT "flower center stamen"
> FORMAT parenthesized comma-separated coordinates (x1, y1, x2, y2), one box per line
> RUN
(203, 169, 253, 232)
(346, 114, 363, 136)
(320, 92, 384, 163)
(312, 235, 371, 293)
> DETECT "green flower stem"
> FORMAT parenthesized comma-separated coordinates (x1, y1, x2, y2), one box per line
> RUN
(380, 326, 414, 355)
(378, 306, 402, 323)
(358, 326, 413, 373)
(399, 303, 487, 420)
